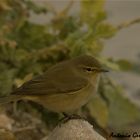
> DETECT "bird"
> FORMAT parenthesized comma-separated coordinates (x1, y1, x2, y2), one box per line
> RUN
(0, 55, 108, 114)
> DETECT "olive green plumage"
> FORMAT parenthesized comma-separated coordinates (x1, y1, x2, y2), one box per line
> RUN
(0, 55, 108, 113)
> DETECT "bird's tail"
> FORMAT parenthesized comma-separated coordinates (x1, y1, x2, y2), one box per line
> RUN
(0, 95, 22, 105)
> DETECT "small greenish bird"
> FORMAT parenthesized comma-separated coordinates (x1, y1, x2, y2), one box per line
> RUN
(0, 55, 108, 113)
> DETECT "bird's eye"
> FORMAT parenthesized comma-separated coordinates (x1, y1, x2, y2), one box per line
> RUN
(83, 67, 93, 72)
(86, 68, 92, 71)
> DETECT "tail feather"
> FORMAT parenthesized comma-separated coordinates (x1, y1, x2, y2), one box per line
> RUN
(0, 95, 22, 105)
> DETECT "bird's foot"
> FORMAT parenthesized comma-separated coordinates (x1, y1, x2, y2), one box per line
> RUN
(58, 113, 86, 125)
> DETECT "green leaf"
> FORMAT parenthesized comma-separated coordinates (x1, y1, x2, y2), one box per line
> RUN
(70, 41, 88, 57)
(80, 0, 105, 25)
(0, 69, 17, 96)
(132, 63, 140, 74)
(117, 59, 132, 71)
(15, 49, 30, 62)
(104, 84, 140, 130)
(99, 57, 120, 71)
(96, 24, 116, 39)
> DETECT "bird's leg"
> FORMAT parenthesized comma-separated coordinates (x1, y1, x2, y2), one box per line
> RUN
(62, 112, 69, 117)
(13, 101, 19, 116)
(58, 112, 85, 125)
(69, 114, 86, 121)
(63, 113, 83, 119)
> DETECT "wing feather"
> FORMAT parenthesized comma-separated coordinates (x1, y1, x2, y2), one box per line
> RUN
(13, 68, 88, 96)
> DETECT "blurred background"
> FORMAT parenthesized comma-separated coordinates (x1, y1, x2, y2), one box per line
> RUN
(0, 0, 140, 140)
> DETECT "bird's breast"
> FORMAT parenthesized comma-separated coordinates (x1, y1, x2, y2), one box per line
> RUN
(31, 83, 96, 113)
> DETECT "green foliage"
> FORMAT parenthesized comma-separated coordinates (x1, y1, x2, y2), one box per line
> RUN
(80, 0, 105, 25)
(87, 94, 109, 128)
(0, 0, 140, 133)
(103, 80, 140, 130)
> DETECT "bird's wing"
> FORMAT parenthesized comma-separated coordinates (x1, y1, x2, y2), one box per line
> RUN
(13, 71, 88, 96)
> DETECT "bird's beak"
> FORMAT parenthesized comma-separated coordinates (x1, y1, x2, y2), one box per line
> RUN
(99, 68, 109, 73)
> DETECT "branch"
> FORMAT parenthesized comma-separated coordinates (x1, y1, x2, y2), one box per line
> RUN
(117, 18, 140, 30)
(45, 119, 106, 140)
